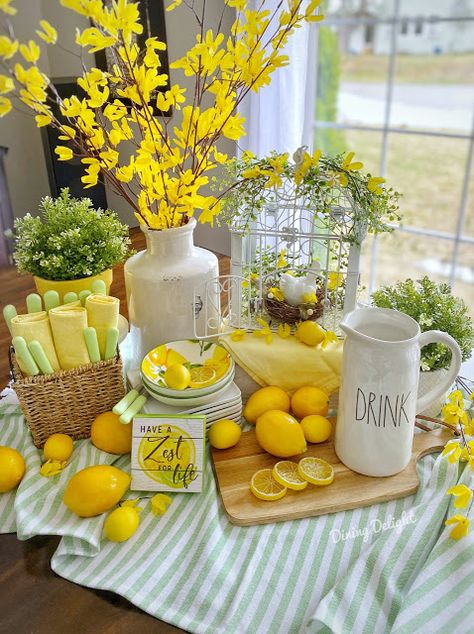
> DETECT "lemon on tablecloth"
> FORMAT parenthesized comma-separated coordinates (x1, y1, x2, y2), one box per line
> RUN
(298, 457, 334, 486)
(91, 411, 132, 455)
(295, 321, 326, 347)
(104, 506, 140, 542)
(300, 415, 332, 443)
(250, 468, 287, 501)
(164, 363, 191, 390)
(43, 433, 73, 462)
(208, 419, 241, 449)
(0, 445, 25, 493)
(272, 461, 308, 491)
(63, 465, 130, 517)
(243, 386, 290, 424)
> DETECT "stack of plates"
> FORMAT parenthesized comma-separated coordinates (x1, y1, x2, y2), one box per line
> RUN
(141, 339, 235, 407)
(142, 381, 242, 429)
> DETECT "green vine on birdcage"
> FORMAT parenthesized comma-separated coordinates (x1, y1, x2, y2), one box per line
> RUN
(215, 148, 401, 243)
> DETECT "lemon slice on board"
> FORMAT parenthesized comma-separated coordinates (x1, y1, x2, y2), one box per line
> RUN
(189, 365, 216, 389)
(250, 469, 287, 501)
(272, 461, 308, 491)
(297, 457, 335, 486)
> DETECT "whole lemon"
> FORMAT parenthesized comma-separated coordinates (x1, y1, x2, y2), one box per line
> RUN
(300, 415, 332, 443)
(91, 411, 132, 454)
(0, 446, 25, 493)
(256, 410, 307, 458)
(43, 433, 73, 462)
(63, 465, 130, 517)
(243, 386, 290, 424)
(164, 363, 191, 390)
(208, 419, 242, 449)
(104, 506, 140, 542)
(291, 386, 329, 419)
(295, 321, 325, 347)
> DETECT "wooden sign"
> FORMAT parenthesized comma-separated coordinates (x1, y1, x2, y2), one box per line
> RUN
(131, 414, 206, 493)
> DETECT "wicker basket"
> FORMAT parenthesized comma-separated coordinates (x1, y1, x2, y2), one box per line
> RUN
(10, 349, 125, 448)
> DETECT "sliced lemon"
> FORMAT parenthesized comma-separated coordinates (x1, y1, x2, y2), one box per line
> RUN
(250, 468, 287, 501)
(189, 365, 217, 388)
(272, 461, 308, 491)
(297, 457, 334, 486)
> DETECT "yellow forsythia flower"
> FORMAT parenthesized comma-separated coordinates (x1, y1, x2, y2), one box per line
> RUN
(368, 176, 385, 195)
(0, 35, 18, 59)
(0, 75, 14, 94)
(55, 146, 73, 161)
(268, 287, 284, 302)
(441, 440, 463, 464)
(277, 249, 288, 269)
(40, 459, 67, 477)
(0, 0, 17, 15)
(447, 484, 473, 509)
(302, 292, 318, 304)
(277, 323, 291, 339)
(253, 318, 273, 344)
(151, 493, 172, 516)
(445, 514, 470, 540)
(230, 329, 246, 342)
(321, 331, 338, 349)
(36, 20, 58, 45)
(327, 272, 343, 291)
(19, 40, 40, 64)
(0, 96, 12, 117)
(342, 151, 363, 172)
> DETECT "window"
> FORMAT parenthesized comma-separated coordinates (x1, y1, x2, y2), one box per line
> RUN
(313, 0, 474, 315)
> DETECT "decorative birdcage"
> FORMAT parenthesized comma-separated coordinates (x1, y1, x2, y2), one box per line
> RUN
(193, 177, 367, 339)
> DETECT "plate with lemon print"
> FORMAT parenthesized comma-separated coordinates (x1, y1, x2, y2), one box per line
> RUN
(141, 340, 235, 401)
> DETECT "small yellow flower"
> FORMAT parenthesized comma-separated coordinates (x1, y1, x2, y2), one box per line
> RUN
(268, 287, 284, 302)
(151, 493, 172, 516)
(0, 35, 18, 60)
(342, 151, 363, 172)
(0, 96, 11, 117)
(242, 166, 262, 179)
(321, 330, 338, 349)
(253, 317, 273, 344)
(368, 176, 385, 195)
(0, 75, 14, 94)
(0, 0, 16, 15)
(36, 19, 58, 45)
(445, 514, 470, 540)
(302, 292, 318, 304)
(40, 459, 67, 477)
(230, 329, 246, 342)
(441, 440, 463, 464)
(242, 272, 258, 288)
(277, 249, 288, 269)
(447, 484, 473, 509)
(35, 113, 52, 127)
(442, 402, 469, 427)
(19, 40, 41, 64)
(327, 272, 343, 291)
(277, 323, 291, 339)
(55, 146, 73, 161)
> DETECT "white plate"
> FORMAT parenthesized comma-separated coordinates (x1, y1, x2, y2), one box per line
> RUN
(143, 381, 236, 407)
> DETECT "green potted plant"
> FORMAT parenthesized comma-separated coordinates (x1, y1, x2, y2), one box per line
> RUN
(14, 189, 132, 299)
(371, 277, 474, 416)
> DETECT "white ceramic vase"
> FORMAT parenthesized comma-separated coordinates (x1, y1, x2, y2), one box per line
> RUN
(418, 368, 451, 418)
(124, 218, 219, 365)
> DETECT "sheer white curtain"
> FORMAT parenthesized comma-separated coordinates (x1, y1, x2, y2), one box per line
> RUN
(239, 9, 316, 156)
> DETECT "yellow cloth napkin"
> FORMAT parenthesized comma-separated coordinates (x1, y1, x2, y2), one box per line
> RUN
(10, 311, 61, 374)
(220, 333, 343, 396)
(49, 305, 90, 370)
(85, 294, 120, 359)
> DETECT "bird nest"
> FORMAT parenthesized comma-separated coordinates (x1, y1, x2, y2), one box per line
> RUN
(264, 285, 327, 324)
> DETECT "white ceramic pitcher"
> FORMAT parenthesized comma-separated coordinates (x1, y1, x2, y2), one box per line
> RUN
(335, 307, 462, 477)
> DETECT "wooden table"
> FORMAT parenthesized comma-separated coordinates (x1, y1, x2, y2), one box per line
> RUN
(0, 229, 229, 633)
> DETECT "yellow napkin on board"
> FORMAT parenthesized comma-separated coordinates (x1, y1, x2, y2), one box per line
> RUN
(10, 311, 60, 374)
(85, 294, 120, 359)
(220, 333, 343, 396)
(49, 305, 90, 370)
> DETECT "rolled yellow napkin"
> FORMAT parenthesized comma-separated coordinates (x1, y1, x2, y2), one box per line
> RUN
(220, 332, 343, 396)
(10, 311, 60, 374)
(85, 294, 120, 359)
(49, 305, 90, 370)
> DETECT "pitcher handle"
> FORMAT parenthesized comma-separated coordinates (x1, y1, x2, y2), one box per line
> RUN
(416, 330, 462, 413)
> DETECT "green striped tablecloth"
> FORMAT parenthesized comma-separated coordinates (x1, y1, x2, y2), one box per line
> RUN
(1, 397, 473, 633)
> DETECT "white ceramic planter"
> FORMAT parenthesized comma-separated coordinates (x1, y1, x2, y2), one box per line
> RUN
(418, 368, 451, 418)
(124, 218, 219, 365)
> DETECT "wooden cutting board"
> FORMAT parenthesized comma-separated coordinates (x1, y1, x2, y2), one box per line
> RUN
(211, 428, 451, 526)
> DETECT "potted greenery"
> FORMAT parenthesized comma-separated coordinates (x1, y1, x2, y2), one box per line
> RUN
(14, 189, 132, 298)
(371, 277, 474, 415)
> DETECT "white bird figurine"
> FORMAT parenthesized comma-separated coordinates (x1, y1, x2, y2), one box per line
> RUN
(279, 272, 317, 306)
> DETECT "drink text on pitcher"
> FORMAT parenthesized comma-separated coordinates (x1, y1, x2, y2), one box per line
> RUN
(355, 388, 411, 427)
